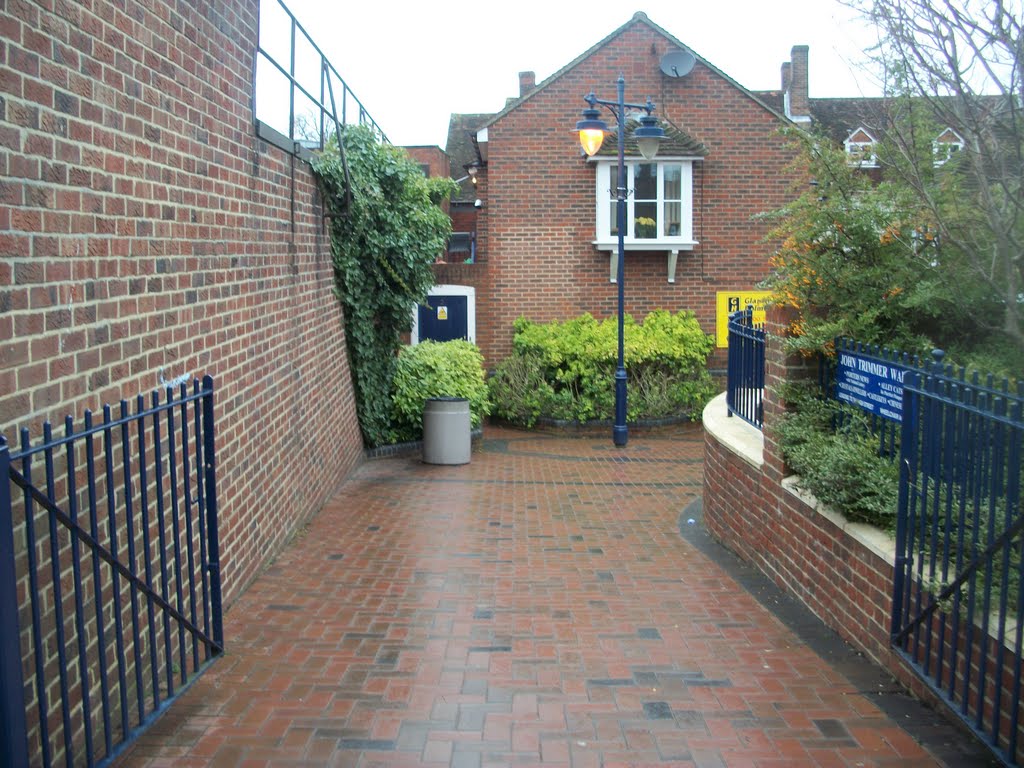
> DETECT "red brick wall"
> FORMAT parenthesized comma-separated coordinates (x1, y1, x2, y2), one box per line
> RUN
(404, 145, 451, 217)
(404, 146, 449, 180)
(703, 310, 1024, 754)
(704, 305, 894, 659)
(473, 20, 798, 366)
(1, 0, 364, 605)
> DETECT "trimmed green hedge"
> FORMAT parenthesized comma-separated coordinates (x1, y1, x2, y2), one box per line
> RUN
(489, 310, 716, 427)
(392, 340, 491, 442)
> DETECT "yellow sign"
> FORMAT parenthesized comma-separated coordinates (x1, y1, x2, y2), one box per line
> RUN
(436, 306, 448, 321)
(715, 291, 771, 347)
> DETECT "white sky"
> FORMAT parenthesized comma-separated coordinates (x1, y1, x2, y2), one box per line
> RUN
(258, 0, 883, 148)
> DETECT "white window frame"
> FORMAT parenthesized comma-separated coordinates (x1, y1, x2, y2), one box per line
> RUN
(933, 128, 964, 167)
(844, 127, 878, 168)
(409, 284, 476, 345)
(591, 158, 698, 251)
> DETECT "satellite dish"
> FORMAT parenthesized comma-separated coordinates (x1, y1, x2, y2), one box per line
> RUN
(660, 50, 696, 78)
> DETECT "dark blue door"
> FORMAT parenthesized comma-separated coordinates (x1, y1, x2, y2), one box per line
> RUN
(418, 295, 468, 342)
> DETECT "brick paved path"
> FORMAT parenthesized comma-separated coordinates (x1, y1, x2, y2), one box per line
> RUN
(116, 425, 966, 767)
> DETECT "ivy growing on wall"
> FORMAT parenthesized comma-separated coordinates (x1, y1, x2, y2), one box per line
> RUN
(312, 126, 457, 447)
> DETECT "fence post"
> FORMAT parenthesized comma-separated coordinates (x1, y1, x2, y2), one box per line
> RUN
(891, 370, 920, 645)
(0, 437, 29, 767)
(201, 377, 224, 649)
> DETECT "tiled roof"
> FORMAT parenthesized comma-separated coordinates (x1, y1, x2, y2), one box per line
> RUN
(445, 113, 492, 201)
(752, 90, 785, 116)
(807, 94, 1008, 144)
(590, 117, 708, 158)
(808, 97, 890, 143)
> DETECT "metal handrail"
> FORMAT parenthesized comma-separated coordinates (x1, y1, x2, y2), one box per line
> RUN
(255, 0, 388, 149)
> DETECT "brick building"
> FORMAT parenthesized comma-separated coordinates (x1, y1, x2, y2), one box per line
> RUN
(435, 12, 809, 367)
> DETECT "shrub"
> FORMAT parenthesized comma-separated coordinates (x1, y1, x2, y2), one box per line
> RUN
(775, 382, 900, 529)
(490, 310, 716, 425)
(391, 340, 491, 442)
(486, 352, 553, 428)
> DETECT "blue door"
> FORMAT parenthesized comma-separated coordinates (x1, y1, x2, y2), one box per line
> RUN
(417, 295, 468, 342)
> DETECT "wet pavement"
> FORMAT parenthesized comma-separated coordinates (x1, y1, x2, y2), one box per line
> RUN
(116, 425, 992, 767)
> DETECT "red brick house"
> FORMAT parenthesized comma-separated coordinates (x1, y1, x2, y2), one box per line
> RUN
(433, 12, 810, 367)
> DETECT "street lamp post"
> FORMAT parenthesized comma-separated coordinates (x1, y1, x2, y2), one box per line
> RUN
(576, 75, 664, 446)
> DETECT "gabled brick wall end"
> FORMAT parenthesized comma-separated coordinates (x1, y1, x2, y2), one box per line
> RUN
(474, 21, 800, 366)
(1, 0, 364, 604)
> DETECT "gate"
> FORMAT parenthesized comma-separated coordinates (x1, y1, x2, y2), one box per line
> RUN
(0, 377, 223, 767)
(892, 366, 1023, 765)
(725, 306, 765, 429)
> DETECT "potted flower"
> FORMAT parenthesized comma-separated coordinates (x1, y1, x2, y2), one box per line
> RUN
(634, 216, 656, 238)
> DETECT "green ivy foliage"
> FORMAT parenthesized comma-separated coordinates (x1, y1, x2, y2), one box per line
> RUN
(391, 340, 492, 443)
(489, 310, 716, 426)
(311, 127, 457, 447)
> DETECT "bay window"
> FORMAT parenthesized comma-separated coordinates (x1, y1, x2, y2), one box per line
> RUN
(594, 159, 696, 249)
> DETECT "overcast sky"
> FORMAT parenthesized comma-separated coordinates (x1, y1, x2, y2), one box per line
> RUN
(258, 0, 883, 148)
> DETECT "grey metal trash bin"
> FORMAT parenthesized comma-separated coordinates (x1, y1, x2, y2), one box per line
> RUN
(422, 397, 471, 465)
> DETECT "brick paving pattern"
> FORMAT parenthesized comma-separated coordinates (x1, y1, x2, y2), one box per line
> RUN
(117, 426, 950, 767)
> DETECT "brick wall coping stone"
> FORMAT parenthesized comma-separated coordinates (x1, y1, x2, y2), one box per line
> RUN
(780, 476, 896, 564)
(701, 392, 763, 469)
(703, 391, 893, 566)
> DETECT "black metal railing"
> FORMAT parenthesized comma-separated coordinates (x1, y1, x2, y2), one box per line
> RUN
(255, 0, 387, 150)
(726, 307, 765, 429)
(0, 377, 223, 767)
(892, 366, 1023, 765)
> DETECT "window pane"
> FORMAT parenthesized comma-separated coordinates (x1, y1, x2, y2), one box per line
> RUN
(635, 163, 656, 200)
(663, 164, 681, 201)
(609, 166, 619, 235)
(634, 201, 657, 239)
(664, 202, 681, 237)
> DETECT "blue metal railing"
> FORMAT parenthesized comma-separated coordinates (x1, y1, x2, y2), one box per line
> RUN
(255, 0, 388, 150)
(726, 307, 765, 429)
(819, 339, 928, 459)
(891, 366, 1023, 765)
(1, 377, 223, 767)
(822, 338, 1024, 464)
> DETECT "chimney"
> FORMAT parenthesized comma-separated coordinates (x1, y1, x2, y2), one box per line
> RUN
(784, 46, 811, 123)
(519, 71, 536, 97)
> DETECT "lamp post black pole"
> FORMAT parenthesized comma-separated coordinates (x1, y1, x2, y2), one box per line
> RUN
(612, 74, 628, 447)
(577, 76, 662, 447)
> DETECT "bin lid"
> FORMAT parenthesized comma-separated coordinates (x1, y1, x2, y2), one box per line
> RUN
(425, 397, 469, 403)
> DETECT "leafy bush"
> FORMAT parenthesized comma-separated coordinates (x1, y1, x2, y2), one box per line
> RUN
(775, 382, 900, 529)
(490, 310, 716, 425)
(761, 127, 1016, 364)
(391, 340, 491, 442)
(485, 352, 553, 428)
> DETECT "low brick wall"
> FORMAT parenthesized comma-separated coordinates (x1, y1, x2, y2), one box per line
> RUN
(704, 392, 1024, 757)
(702, 393, 896, 665)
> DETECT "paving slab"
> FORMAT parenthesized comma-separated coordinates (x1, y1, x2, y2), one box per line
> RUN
(115, 425, 995, 767)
